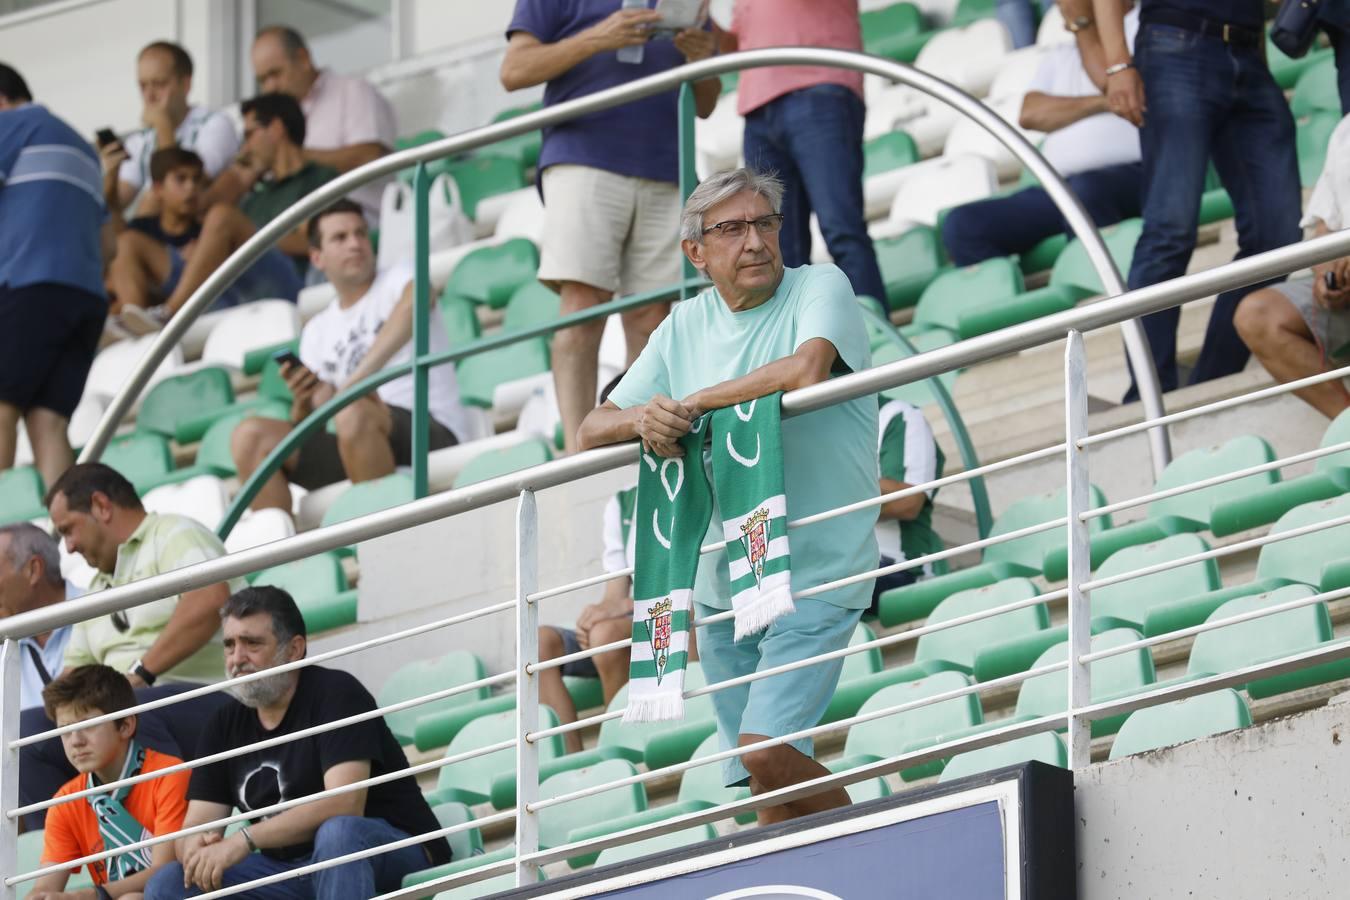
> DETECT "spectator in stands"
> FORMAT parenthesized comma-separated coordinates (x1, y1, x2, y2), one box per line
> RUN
(538, 483, 637, 753)
(46, 463, 244, 687)
(231, 200, 468, 511)
(112, 41, 242, 217)
(0, 523, 80, 711)
(236, 92, 339, 273)
(999, 0, 1047, 48)
(720, 0, 888, 309)
(145, 587, 451, 900)
(29, 666, 188, 899)
(1094, 0, 1302, 397)
(0, 63, 109, 488)
(578, 168, 877, 824)
(252, 26, 397, 224)
(942, 0, 1143, 267)
(1236, 115, 1350, 420)
(870, 398, 944, 612)
(109, 148, 302, 330)
(501, 0, 721, 454)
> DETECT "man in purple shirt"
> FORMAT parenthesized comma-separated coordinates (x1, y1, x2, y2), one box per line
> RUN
(501, 0, 720, 453)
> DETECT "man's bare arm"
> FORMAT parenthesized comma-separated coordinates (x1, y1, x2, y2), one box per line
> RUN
(340, 282, 414, 391)
(138, 582, 230, 679)
(879, 477, 926, 521)
(501, 9, 663, 91)
(305, 142, 388, 174)
(683, 337, 840, 416)
(1019, 91, 1108, 132)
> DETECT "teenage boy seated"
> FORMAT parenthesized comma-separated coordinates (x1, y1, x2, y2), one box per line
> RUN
(31, 665, 189, 900)
(107, 147, 301, 329)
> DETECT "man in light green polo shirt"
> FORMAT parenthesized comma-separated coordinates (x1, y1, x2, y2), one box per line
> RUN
(46, 463, 244, 687)
(579, 168, 879, 825)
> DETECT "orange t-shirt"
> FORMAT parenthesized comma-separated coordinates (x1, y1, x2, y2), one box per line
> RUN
(41, 747, 190, 886)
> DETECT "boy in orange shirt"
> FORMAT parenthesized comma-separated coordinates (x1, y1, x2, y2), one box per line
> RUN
(28, 666, 189, 900)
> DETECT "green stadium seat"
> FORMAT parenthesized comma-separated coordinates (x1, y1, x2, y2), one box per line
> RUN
(842, 622, 884, 682)
(429, 801, 485, 863)
(914, 579, 1050, 674)
(876, 226, 944, 310)
(455, 281, 559, 408)
(877, 484, 1110, 629)
(1049, 218, 1142, 297)
(860, 2, 928, 61)
(452, 438, 554, 487)
(404, 847, 545, 897)
(1298, 111, 1339, 188)
(319, 474, 416, 555)
(0, 466, 46, 526)
(1108, 689, 1252, 760)
(873, 329, 960, 409)
(1019, 234, 1069, 275)
(427, 706, 565, 807)
(903, 256, 1025, 340)
(438, 287, 482, 347)
(1255, 494, 1350, 590)
(136, 367, 236, 441)
(538, 758, 647, 852)
(1141, 579, 1294, 640)
(1271, 41, 1332, 90)
(1291, 55, 1342, 117)
(1042, 435, 1279, 580)
(952, 0, 996, 24)
(939, 732, 1067, 782)
(152, 401, 292, 490)
(1210, 409, 1350, 537)
(442, 154, 529, 220)
(1186, 585, 1350, 699)
(377, 650, 490, 745)
(973, 617, 1123, 683)
(1089, 533, 1221, 630)
(15, 827, 44, 899)
(840, 670, 983, 782)
(591, 824, 719, 868)
(445, 238, 540, 310)
(1013, 627, 1157, 737)
(100, 431, 173, 493)
(395, 129, 446, 151)
(486, 103, 543, 171)
(250, 552, 356, 635)
(825, 755, 894, 804)
(864, 131, 921, 178)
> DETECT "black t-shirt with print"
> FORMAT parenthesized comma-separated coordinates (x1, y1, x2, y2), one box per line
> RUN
(188, 665, 451, 865)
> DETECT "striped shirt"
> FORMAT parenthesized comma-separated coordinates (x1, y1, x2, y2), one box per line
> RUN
(0, 104, 106, 295)
(875, 399, 944, 571)
(117, 105, 239, 197)
(65, 513, 246, 684)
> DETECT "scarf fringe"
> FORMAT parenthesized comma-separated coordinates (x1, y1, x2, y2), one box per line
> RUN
(622, 688, 686, 723)
(733, 583, 796, 641)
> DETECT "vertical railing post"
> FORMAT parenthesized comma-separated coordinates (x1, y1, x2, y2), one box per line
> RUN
(514, 490, 541, 886)
(677, 83, 698, 301)
(1, 639, 22, 900)
(1064, 330, 1093, 769)
(410, 161, 432, 499)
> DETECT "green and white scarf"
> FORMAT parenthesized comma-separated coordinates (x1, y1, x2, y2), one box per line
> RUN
(625, 394, 793, 722)
(88, 739, 154, 882)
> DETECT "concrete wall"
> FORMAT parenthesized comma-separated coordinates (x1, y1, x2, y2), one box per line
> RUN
(1077, 693, 1350, 899)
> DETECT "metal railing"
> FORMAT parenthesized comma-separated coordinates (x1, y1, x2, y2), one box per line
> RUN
(6, 223, 1350, 896)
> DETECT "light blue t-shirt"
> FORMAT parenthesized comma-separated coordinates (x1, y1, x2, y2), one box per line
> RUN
(608, 264, 880, 610)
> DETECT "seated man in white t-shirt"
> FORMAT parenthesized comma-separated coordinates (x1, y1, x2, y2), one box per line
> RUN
(1236, 115, 1350, 420)
(941, 0, 1142, 266)
(229, 199, 470, 511)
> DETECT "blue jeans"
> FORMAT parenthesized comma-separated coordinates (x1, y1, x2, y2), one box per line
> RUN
(1127, 22, 1303, 396)
(164, 246, 302, 311)
(997, 0, 1044, 48)
(144, 817, 430, 900)
(941, 163, 1143, 267)
(743, 84, 888, 309)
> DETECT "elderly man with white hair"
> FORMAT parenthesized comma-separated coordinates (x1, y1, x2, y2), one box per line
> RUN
(579, 167, 879, 825)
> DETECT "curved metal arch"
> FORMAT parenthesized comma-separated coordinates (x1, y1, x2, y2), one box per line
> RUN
(82, 47, 1171, 475)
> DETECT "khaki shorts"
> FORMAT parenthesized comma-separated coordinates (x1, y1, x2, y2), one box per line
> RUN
(1272, 276, 1350, 364)
(538, 164, 683, 298)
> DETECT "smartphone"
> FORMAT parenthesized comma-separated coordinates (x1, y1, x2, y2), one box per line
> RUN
(1326, 271, 1339, 292)
(95, 128, 121, 149)
(272, 348, 303, 369)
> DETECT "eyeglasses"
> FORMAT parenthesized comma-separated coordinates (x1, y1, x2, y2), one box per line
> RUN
(701, 214, 785, 240)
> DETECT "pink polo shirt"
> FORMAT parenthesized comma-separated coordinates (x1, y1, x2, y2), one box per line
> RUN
(729, 0, 865, 116)
(301, 69, 397, 223)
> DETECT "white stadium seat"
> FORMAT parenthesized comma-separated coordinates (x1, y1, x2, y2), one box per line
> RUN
(914, 19, 1012, 98)
(475, 186, 535, 239)
(376, 175, 475, 272)
(988, 46, 1048, 101)
(199, 300, 303, 371)
(225, 507, 297, 554)
(143, 474, 229, 531)
(493, 188, 546, 244)
(696, 91, 745, 178)
(85, 336, 185, 408)
(943, 92, 1044, 180)
(864, 86, 929, 143)
(909, 0, 961, 28)
(871, 153, 999, 238)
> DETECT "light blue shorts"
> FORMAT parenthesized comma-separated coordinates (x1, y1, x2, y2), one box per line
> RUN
(696, 598, 864, 788)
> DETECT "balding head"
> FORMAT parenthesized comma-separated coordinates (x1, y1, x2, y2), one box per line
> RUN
(252, 26, 316, 99)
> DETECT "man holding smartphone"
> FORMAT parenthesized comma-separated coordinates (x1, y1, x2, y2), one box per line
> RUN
(230, 200, 470, 512)
(1236, 115, 1350, 421)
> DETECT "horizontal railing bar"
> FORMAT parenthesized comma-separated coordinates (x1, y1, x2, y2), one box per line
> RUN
(7, 736, 517, 883)
(1079, 584, 1350, 665)
(527, 660, 1068, 813)
(371, 857, 518, 900)
(518, 713, 1069, 874)
(1079, 511, 1350, 593)
(7, 670, 514, 817)
(527, 441, 1066, 604)
(1081, 361, 1350, 448)
(11, 599, 516, 749)
(1084, 438, 1350, 522)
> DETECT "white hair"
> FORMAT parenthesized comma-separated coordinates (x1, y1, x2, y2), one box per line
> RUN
(0, 522, 62, 586)
(679, 168, 785, 243)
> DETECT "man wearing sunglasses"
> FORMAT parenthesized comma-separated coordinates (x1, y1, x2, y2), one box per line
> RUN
(579, 168, 878, 825)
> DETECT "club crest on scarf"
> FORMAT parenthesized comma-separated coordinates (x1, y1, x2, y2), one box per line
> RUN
(646, 597, 674, 684)
(739, 507, 770, 588)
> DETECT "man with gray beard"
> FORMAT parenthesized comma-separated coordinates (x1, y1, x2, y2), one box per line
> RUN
(144, 587, 450, 900)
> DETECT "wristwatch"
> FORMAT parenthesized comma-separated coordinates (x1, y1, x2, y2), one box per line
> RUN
(1065, 14, 1094, 32)
(128, 658, 158, 686)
